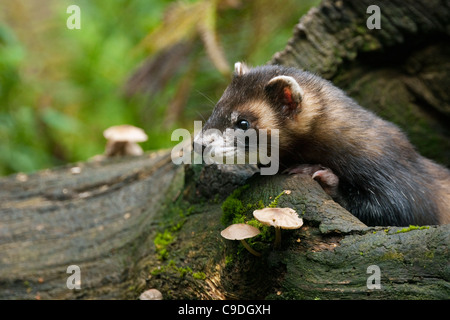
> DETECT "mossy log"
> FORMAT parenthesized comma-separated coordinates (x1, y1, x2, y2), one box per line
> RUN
(1, 0, 449, 300)
(1, 153, 448, 299)
(129, 165, 449, 300)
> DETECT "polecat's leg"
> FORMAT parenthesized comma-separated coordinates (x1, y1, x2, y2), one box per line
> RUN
(285, 164, 339, 198)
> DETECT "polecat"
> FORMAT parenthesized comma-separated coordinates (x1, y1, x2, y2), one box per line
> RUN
(194, 62, 450, 226)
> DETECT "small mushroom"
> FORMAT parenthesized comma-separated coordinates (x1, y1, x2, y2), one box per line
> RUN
(220, 223, 261, 256)
(139, 288, 163, 300)
(253, 207, 303, 248)
(103, 125, 148, 157)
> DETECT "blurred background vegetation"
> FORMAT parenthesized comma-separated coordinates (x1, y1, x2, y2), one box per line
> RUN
(0, 0, 319, 176)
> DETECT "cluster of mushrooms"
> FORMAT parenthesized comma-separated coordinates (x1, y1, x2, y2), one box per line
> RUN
(220, 201, 303, 257)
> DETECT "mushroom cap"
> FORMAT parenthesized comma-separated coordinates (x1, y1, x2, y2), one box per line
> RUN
(253, 207, 303, 229)
(220, 223, 261, 240)
(103, 125, 148, 142)
(139, 288, 163, 300)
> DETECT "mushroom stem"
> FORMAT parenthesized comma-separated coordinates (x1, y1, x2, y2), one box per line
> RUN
(240, 240, 261, 257)
(274, 227, 282, 248)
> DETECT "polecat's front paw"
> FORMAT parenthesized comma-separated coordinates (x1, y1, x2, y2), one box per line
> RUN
(311, 168, 339, 198)
(285, 164, 339, 198)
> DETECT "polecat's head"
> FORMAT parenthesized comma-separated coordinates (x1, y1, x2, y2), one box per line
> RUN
(193, 62, 321, 166)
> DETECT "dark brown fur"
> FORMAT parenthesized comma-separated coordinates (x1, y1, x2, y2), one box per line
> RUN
(200, 64, 450, 226)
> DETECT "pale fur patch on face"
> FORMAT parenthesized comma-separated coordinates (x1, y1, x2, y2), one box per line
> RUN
(198, 100, 282, 165)
(240, 99, 278, 131)
(230, 111, 239, 124)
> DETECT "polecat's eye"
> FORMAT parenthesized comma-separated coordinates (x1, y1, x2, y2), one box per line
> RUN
(237, 119, 250, 130)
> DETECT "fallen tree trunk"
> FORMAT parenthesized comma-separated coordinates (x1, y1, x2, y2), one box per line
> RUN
(1, 153, 448, 299)
(127, 167, 449, 300)
(1, 0, 449, 300)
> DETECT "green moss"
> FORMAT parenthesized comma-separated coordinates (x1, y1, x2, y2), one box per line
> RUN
(176, 266, 193, 278)
(221, 187, 296, 256)
(154, 230, 174, 261)
(221, 184, 250, 226)
(221, 186, 290, 226)
(151, 197, 203, 262)
(221, 198, 246, 224)
(150, 260, 204, 280)
(396, 225, 429, 234)
(424, 250, 434, 259)
(268, 190, 287, 208)
(355, 25, 368, 35)
(225, 255, 233, 266)
(380, 251, 404, 262)
(170, 220, 185, 232)
(246, 218, 273, 243)
(193, 272, 206, 280)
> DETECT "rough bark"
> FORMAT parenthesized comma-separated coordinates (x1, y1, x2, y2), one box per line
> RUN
(0, 151, 183, 299)
(126, 168, 449, 300)
(1, 152, 448, 299)
(1, 0, 449, 300)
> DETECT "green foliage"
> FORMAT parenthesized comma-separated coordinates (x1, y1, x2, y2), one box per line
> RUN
(0, 0, 319, 176)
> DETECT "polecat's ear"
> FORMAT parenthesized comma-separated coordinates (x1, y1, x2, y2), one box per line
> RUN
(265, 75, 304, 114)
(234, 62, 249, 76)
